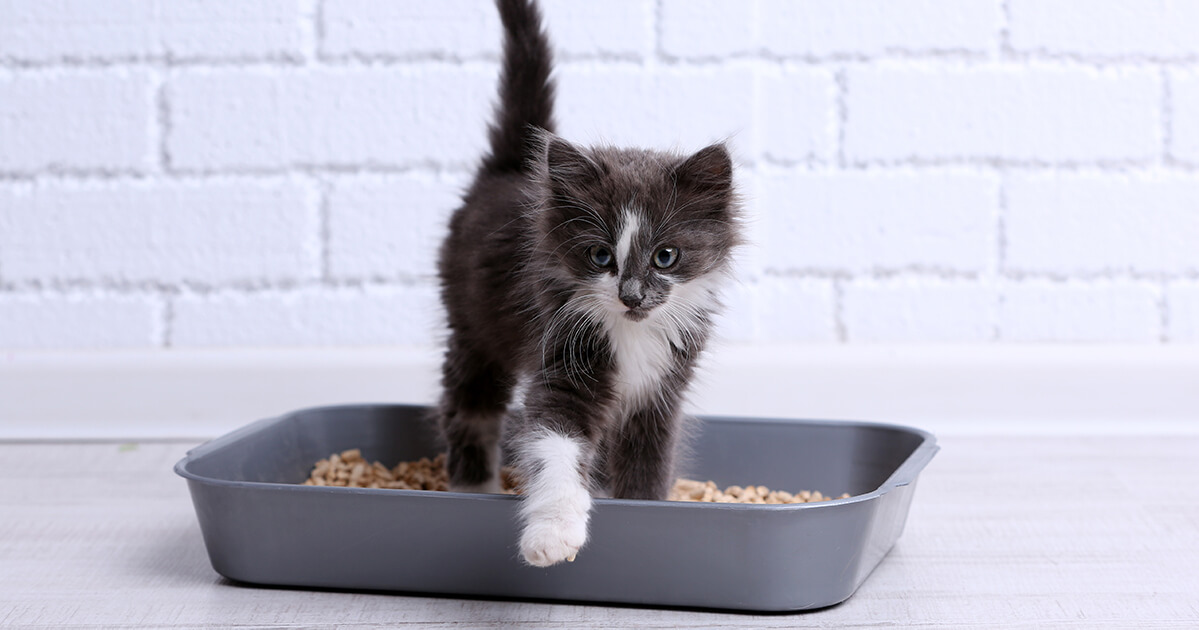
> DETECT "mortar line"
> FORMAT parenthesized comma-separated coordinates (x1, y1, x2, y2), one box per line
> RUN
(996, 168, 1009, 275)
(993, 169, 1009, 342)
(155, 69, 172, 174)
(1161, 66, 1174, 165)
(312, 0, 326, 64)
(999, 0, 1014, 59)
(834, 66, 849, 169)
(1159, 281, 1171, 343)
(651, 0, 665, 67)
(160, 293, 176, 348)
(5, 50, 1197, 72)
(832, 277, 848, 343)
(317, 177, 333, 281)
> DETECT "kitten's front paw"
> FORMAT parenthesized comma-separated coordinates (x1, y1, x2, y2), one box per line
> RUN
(519, 512, 588, 567)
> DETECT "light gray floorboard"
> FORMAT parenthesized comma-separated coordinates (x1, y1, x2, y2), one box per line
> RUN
(1, 436, 1197, 628)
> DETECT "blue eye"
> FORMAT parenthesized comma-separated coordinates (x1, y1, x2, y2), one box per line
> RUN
(653, 247, 679, 269)
(589, 246, 613, 268)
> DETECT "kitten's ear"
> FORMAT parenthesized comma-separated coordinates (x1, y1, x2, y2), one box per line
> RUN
(545, 136, 603, 185)
(673, 143, 733, 198)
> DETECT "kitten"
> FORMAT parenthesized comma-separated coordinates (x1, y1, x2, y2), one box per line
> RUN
(437, 0, 741, 567)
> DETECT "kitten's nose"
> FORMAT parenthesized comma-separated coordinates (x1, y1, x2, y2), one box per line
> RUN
(619, 279, 644, 309)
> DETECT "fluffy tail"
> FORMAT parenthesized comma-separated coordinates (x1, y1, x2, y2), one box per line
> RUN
(480, 0, 556, 175)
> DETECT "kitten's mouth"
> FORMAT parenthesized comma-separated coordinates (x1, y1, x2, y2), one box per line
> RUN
(622, 308, 650, 322)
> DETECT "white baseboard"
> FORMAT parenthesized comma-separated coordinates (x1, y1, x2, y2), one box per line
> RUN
(2, 345, 1197, 439)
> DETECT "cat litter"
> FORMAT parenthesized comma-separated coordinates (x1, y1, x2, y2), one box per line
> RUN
(176, 403, 936, 612)
(303, 448, 849, 504)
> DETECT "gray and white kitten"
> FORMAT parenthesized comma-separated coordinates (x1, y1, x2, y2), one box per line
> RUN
(437, 0, 742, 567)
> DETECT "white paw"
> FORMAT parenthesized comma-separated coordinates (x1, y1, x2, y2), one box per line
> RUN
(519, 506, 589, 567)
(515, 431, 593, 567)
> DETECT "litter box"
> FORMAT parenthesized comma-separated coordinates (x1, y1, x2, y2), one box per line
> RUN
(175, 404, 937, 612)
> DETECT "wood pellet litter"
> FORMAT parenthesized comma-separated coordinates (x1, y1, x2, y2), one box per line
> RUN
(303, 448, 849, 504)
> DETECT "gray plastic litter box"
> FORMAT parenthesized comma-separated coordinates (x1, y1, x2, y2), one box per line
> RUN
(175, 404, 937, 612)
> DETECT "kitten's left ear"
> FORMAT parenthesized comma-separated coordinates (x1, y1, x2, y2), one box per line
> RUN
(545, 136, 604, 186)
(673, 143, 734, 198)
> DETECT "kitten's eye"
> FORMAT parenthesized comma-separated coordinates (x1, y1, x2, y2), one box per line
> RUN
(653, 246, 679, 269)
(588, 245, 613, 268)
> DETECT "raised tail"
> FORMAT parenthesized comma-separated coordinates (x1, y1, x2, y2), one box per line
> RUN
(480, 0, 556, 175)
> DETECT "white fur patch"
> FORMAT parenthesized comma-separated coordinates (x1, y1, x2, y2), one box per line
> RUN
(605, 312, 676, 409)
(518, 431, 592, 567)
(615, 210, 640, 272)
(591, 270, 726, 409)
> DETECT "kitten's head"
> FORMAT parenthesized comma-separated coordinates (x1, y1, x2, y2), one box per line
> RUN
(531, 134, 742, 332)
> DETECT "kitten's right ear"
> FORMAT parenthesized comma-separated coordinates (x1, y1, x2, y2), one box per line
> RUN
(673, 143, 734, 199)
(545, 136, 603, 186)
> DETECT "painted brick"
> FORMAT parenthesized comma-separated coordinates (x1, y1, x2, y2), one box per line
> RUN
(555, 65, 754, 157)
(1010, 0, 1199, 58)
(753, 276, 838, 342)
(541, 0, 655, 58)
(846, 65, 1160, 163)
(168, 68, 494, 171)
(1168, 283, 1199, 342)
(758, 0, 999, 57)
(327, 174, 465, 280)
(321, 0, 499, 59)
(660, 0, 755, 58)
(999, 281, 1160, 342)
(0, 71, 153, 173)
(0, 181, 318, 284)
(0, 0, 304, 62)
(844, 279, 996, 342)
(706, 277, 836, 343)
(1006, 174, 1199, 274)
(756, 67, 837, 163)
(0, 293, 159, 349)
(759, 171, 998, 272)
(171, 285, 442, 347)
(322, 0, 652, 60)
(732, 170, 767, 280)
(1172, 70, 1199, 165)
(709, 279, 760, 343)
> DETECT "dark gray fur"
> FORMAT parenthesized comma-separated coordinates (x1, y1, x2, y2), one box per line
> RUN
(437, 0, 741, 501)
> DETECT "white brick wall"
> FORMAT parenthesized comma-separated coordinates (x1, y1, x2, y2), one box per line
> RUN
(1169, 283, 1199, 342)
(0, 180, 319, 284)
(0, 293, 160, 349)
(999, 281, 1161, 343)
(1, 0, 1196, 349)
(1009, 0, 1199, 59)
(1006, 174, 1199, 274)
(846, 64, 1160, 163)
(0, 71, 154, 172)
(0, 0, 306, 63)
(171, 285, 440, 347)
(1172, 70, 1199, 165)
(759, 172, 997, 272)
(326, 174, 466, 280)
(845, 280, 997, 342)
(168, 68, 494, 171)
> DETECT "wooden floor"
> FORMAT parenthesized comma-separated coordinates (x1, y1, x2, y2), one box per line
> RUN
(2, 435, 1197, 628)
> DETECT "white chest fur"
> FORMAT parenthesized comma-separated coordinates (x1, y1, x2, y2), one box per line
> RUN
(603, 315, 676, 411)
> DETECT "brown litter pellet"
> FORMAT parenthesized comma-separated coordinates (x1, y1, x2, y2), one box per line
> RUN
(302, 449, 850, 504)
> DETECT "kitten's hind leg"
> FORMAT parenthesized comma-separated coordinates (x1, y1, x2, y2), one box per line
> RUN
(438, 339, 511, 494)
